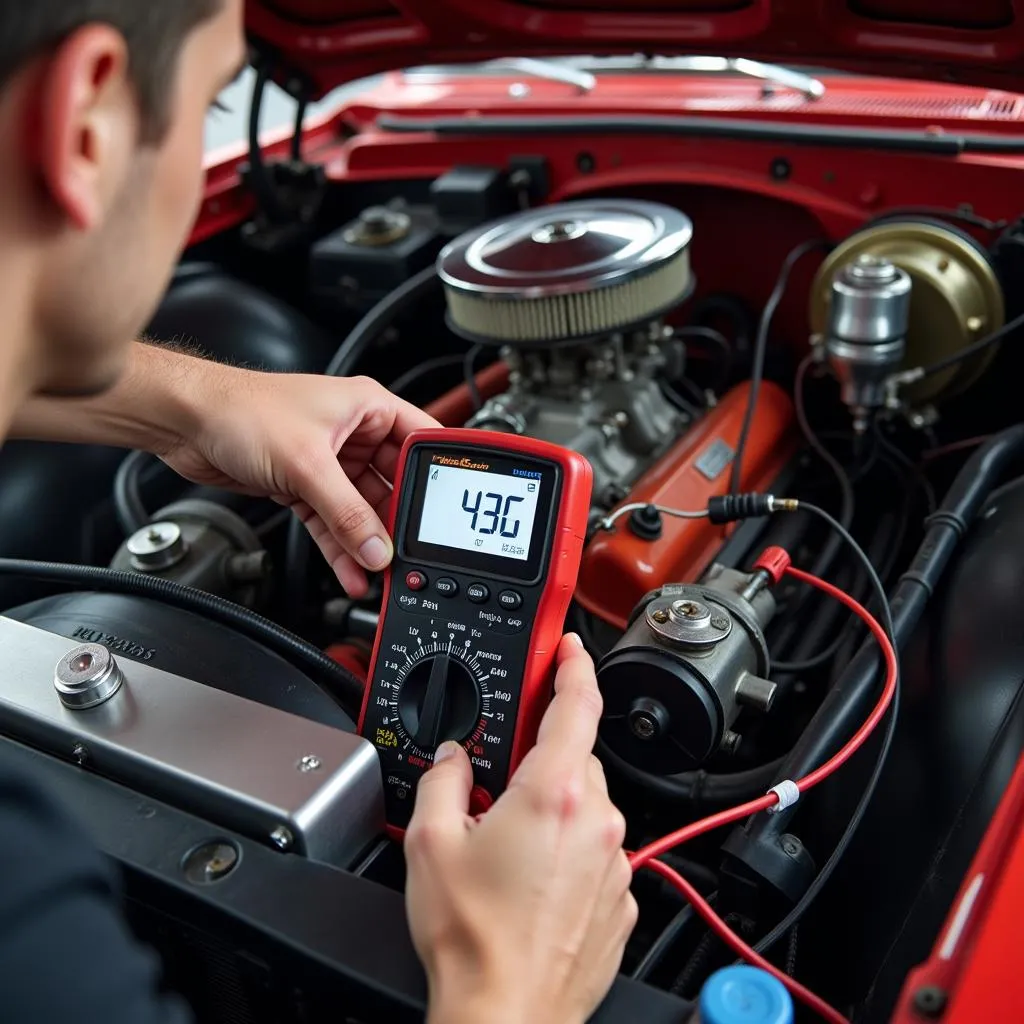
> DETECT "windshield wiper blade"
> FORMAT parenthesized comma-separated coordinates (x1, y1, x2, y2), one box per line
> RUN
(639, 56, 825, 99)
(403, 58, 596, 94)
(483, 57, 596, 95)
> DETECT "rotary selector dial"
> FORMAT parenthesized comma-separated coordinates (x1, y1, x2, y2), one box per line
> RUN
(397, 651, 481, 750)
(390, 641, 492, 757)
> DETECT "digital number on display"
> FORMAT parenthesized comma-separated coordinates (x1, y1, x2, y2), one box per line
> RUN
(418, 464, 541, 560)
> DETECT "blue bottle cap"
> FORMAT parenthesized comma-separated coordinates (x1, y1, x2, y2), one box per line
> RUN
(699, 965, 794, 1024)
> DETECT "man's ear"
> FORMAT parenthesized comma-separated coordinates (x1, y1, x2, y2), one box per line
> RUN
(35, 25, 137, 232)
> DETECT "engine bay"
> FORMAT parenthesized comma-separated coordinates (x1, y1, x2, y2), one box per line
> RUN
(4, 82, 1024, 1021)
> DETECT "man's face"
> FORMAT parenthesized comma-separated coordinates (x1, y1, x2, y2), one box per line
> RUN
(32, 0, 246, 395)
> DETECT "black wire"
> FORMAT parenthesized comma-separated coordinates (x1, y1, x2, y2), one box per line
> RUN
(113, 450, 151, 536)
(772, 353, 856, 673)
(676, 325, 732, 393)
(729, 239, 830, 494)
(673, 910, 744, 998)
(248, 61, 285, 223)
(675, 376, 712, 411)
(463, 344, 484, 412)
(873, 419, 937, 514)
(773, 623, 849, 675)
(689, 293, 753, 362)
(630, 905, 697, 982)
(792, 353, 855, 521)
(776, 485, 905, 675)
(785, 924, 799, 977)
(387, 354, 466, 398)
(325, 266, 439, 378)
(751, 501, 898, 959)
(916, 309, 1024, 380)
(0, 558, 364, 715)
(291, 94, 308, 162)
(660, 381, 702, 419)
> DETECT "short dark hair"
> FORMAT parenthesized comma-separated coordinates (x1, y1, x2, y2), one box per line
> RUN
(0, 1, 224, 142)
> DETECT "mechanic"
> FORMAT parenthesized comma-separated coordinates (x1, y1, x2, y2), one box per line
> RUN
(0, 2, 636, 1022)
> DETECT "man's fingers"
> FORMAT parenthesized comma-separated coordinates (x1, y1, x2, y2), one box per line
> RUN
(297, 454, 393, 573)
(408, 742, 473, 832)
(533, 634, 604, 763)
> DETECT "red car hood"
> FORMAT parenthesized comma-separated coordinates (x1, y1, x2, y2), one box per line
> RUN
(246, 0, 1024, 97)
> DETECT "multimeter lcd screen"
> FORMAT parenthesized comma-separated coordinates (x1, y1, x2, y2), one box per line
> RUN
(418, 465, 540, 561)
(403, 446, 558, 583)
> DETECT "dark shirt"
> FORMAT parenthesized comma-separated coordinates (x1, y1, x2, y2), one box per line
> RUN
(0, 750, 193, 1023)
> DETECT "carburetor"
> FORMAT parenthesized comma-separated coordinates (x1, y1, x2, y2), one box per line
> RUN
(596, 562, 779, 774)
(437, 198, 695, 515)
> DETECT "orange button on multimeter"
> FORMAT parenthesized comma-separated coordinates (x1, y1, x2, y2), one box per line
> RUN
(358, 428, 593, 838)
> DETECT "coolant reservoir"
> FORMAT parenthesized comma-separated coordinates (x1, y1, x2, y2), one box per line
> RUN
(695, 965, 793, 1024)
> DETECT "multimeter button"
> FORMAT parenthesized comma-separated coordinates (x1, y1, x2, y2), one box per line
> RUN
(466, 582, 490, 604)
(435, 577, 459, 598)
(469, 786, 494, 817)
(405, 570, 428, 591)
(498, 590, 523, 610)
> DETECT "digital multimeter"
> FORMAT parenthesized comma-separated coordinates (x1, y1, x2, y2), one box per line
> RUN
(358, 428, 593, 833)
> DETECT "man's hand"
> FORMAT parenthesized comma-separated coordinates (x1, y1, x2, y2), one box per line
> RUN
(159, 367, 438, 597)
(405, 635, 637, 1024)
(12, 343, 439, 597)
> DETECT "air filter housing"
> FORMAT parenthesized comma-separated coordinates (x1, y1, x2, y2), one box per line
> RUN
(438, 199, 694, 346)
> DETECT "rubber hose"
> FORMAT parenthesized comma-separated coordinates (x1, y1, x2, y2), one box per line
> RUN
(283, 266, 441, 622)
(0, 558, 364, 716)
(113, 450, 151, 536)
(248, 62, 287, 224)
(745, 423, 1024, 845)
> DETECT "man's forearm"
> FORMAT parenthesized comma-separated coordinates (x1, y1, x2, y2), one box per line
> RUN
(10, 341, 210, 454)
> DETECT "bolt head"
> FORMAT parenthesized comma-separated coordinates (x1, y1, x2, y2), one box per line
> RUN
(269, 826, 294, 851)
(651, 608, 669, 624)
(673, 600, 702, 618)
(913, 985, 948, 1019)
(781, 836, 802, 857)
(631, 714, 657, 740)
(183, 841, 240, 885)
(297, 755, 322, 773)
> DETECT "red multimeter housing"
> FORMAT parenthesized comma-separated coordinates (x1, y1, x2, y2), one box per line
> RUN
(358, 428, 592, 835)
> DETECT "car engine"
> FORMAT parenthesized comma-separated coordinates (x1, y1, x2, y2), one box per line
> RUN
(3, 147, 1024, 1023)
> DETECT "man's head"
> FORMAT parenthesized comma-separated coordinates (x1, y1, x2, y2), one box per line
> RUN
(0, 0, 246, 396)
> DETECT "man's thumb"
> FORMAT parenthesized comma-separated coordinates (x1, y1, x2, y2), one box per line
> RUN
(411, 742, 473, 822)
